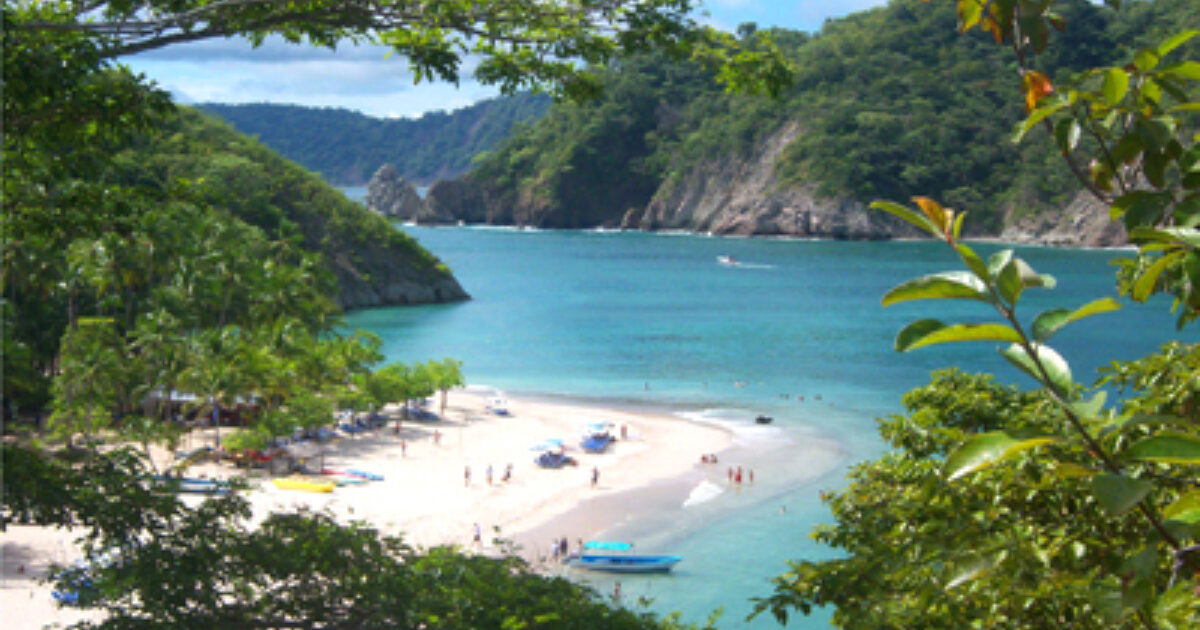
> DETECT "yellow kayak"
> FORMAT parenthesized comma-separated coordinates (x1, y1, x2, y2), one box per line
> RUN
(272, 477, 335, 493)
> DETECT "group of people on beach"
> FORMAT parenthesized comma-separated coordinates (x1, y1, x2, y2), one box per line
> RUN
(465, 463, 515, 487)
(728, 466, 752, 485)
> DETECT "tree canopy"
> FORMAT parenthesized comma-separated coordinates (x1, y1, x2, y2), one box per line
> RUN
(2, 1, 792, 628)
(456, 0, 1196, 235)
(758, 0, 1199, 628)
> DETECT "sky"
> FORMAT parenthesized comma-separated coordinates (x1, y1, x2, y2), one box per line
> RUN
(122, 1, 889, 119)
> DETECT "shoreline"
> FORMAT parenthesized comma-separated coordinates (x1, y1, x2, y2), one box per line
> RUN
(2, 387, 848, 628)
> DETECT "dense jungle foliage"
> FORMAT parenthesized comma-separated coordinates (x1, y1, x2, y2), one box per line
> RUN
(468, 0, 1198, 233)
(3, 101, 457, 415)
(202, 94, 551, 185)
(2, 0, 788, 627)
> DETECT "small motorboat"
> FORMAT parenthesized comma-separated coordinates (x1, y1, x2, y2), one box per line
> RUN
(755, 415, 774, 425)
(717, 255, 739, 266)
(568, 553, 682, 573)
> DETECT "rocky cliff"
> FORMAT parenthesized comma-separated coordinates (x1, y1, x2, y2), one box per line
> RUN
(624, 122, 917, 239)
(998, 189, 1127, 247)
(425, 119, 1119, 247)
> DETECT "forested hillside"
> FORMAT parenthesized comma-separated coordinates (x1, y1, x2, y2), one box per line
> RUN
(124, 108, 469, 308)
(448, 0, 1197, 239)
(201, 93, 550, 185)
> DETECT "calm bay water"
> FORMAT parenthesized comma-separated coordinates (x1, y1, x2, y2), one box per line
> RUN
(344, 225, 1187, 628)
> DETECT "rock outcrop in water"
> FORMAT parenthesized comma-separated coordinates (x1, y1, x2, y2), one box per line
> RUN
(366, 164, 427, 220)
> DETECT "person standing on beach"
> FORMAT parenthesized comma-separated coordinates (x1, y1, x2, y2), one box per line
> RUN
(464, 465, 471, 487)
(503, 463, 513, 482)
(473, 522, 482, 548)
(591, 466, 600, 487)
(434, 429, 441, 446)
(400, 439, 407, 457)
(486, 464, 494, 486)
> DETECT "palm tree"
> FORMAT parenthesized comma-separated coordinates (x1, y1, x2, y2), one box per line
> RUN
(178, 328, 247, 451)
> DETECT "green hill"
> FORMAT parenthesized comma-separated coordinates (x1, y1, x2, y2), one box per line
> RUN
(200, 93, 550, 186)
(451, 0, 1197, 237)
(122, 107, 469, 308)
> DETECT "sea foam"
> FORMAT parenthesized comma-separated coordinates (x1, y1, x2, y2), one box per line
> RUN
(682, 480, 724, 508)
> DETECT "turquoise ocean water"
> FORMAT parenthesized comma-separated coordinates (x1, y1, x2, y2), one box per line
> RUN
(344, 225, 1188, 628)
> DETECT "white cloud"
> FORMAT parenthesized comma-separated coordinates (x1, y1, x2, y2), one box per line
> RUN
(124, 35, 499, 118)
(122, 2, 892, 118)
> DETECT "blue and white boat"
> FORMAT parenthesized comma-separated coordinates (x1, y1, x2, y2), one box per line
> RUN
(568, 553, 682, 573)
(568, 541, 682, 573)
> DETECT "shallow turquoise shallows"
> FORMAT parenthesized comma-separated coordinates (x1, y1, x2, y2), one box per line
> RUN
(345, 225, 1188, 629)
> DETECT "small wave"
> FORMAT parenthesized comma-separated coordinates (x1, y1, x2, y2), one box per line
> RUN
(675, 408, 786, 445)
(682, 480, 724, 508)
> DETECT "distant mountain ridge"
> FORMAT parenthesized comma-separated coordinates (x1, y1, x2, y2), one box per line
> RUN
(200, 94, 550, 186)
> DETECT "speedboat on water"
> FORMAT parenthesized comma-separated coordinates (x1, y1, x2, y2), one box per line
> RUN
(717, 255, 739, 266)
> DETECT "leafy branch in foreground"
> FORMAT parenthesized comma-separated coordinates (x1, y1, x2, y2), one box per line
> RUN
(929, 0, 1200, 325)
(873, 197, 1198, 600)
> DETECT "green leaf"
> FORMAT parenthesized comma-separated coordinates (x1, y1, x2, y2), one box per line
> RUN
(1000, 343, 1072, 394)
(1068, 390, 1108, 420)
(1100, 413, 1190, 438)
(881, 272, 991, 307)
(1129, 226, 1200, 248)
(1163, 490, 1200, 524)
(870, 200, 941, 238)
(956, 243, 989, 280)
(1053, 118, 1081, 153)
(1049, 461, 1096, 480)
(1013, 99, 1066, 142)
(1155, 29, 1198, 59)
(895, 319, 1023, 352)
(987, 249, 1014, 278)
(1091, 473, 1152, 515)
(1132, 251, 1185, 302)
(1031, 298, 1122, 342)
(996, 259, 1023, 305)
(944, 431, 1056, 481)
(1158, 60, 1200, 81)
(1124, 432, 1200, 464)
(1101, 68, 1129, 106)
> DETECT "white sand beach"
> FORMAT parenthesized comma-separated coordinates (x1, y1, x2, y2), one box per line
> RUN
(2, 389, 732, 629)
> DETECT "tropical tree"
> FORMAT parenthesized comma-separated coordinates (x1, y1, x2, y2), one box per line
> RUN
(427, 358, 465, 417)
(48, 318, 123, 448)
(761, 1, 1200, 628)
(177, 328, 249, 450)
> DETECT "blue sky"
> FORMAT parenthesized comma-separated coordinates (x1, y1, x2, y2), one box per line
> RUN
(122, 1, 888, 119)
